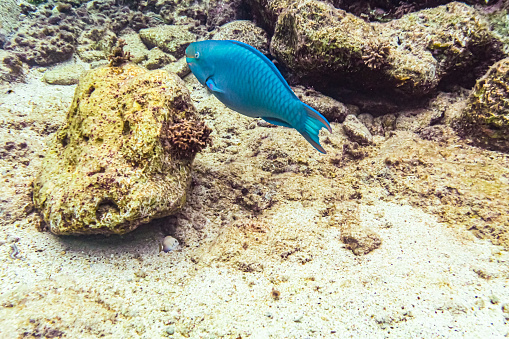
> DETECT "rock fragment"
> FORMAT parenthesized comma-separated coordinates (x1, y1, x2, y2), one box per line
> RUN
(43, 64, 86, 85)
(343, 115, 373, 145)
(0, 51, 23, 84)
(341, 225, 382, 255)
(139, 25, 196, 57)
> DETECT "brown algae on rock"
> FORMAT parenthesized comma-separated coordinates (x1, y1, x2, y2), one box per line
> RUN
(32, 63, 211, 235)
(270, 1, 502, 97)
(459, 57, 509, 152)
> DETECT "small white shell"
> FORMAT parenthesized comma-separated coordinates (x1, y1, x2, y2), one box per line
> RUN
(162, 236, 179, 252)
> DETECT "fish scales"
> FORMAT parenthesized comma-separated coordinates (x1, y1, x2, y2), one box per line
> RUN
(186, 40, 332, 153)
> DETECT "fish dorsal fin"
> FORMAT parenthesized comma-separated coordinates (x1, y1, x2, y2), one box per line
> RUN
(229, 40, 298, 99)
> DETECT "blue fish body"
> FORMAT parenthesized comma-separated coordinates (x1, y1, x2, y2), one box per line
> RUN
(185, 40, 332, 153)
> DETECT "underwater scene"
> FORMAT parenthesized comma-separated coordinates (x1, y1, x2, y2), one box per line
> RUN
(1, 0, 509, 337)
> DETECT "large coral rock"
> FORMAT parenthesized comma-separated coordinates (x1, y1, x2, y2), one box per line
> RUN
(460, 57, 509, 152)
(33, 64, 211, 235)
(271, 1, 501, 97)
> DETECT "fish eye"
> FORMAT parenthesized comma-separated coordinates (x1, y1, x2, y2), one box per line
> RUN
(195, 52, 200, 59)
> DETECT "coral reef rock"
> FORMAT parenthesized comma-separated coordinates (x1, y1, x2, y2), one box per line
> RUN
(0, 51, 24, 84)
(212, 20, 270, 55)
(33, 64, 211, 235)
(157, 0, 207, 26)
(139, 25, 196, 57)
(5, 13, 78, 66)
(248, 0, 292, 34)
(0, 28, 6, 49)
(270, 1, 502, 98)
(164, 57, 190, 78)
(142, 47, 176, 70)
(293, 85, 351, 123)
(0, 0, 20, 34)
(77, 27, 117, 62)
(459, 57, 509, 152)
(206, 0, 247, 29)
(4, 0, 161, 66)
(121, 33, 150, 64)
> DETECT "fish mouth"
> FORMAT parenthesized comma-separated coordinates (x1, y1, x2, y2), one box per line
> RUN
(185, 45, 195, 59)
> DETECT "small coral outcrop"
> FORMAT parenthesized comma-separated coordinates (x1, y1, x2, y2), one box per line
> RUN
(108, 39, 131, 66)
(33, 64, 210, 235)
(161, 120, 212, 158)
(459, 57, 509, 152)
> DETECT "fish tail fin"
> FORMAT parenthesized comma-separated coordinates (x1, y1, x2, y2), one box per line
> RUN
(296, 103, 332, 154)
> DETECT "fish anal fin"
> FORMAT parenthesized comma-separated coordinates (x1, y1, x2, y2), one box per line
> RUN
(298, 128, 327, 154)
(262, 117, 293, 128)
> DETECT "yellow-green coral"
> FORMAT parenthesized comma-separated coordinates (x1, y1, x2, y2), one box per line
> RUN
(33, 64, 209, 235)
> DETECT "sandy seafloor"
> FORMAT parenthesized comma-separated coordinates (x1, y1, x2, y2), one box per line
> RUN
(1, 63, 509, 339)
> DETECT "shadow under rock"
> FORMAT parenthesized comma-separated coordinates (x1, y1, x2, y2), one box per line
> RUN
(54, 215, 178, 256)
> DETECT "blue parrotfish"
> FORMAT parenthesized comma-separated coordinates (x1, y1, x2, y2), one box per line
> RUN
(185, 40, 332, 153)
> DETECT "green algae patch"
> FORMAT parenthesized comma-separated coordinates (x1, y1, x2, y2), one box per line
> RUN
(33, 64, 211, 235)
(460, 57, 509, 152)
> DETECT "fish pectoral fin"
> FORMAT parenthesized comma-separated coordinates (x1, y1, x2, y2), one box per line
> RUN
(205, 78, 225, 94)
(262, 117, 293, 128)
